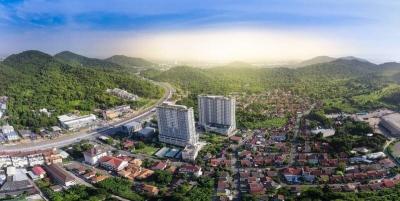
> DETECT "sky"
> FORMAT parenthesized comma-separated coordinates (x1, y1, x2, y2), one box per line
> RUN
(0, 0, 399, 63)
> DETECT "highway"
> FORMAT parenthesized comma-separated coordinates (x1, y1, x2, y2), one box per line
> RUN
(0, 81, 173, 152)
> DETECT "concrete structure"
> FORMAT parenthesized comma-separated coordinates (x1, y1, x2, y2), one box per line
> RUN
(45, 164, 76, 187)
(138, 127, 156, 138)
(157, 103, 198, 147)
(182, 144, 201, 161)
(380, 113, 400, 136)
(103, 105, 132, 120)
(198, 95, 236, 135)
(0, 167, 36, 198)
(1, 125, 20, 141)
(122, 121, 142, 134)
(83, 147, 108, 165)
(106, 88, 138, 101)
(0, 150, 58, 168)
(58, 114, 97, 130)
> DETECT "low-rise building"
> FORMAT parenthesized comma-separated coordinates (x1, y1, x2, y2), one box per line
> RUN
(138, 127, 156, 138)
(179, 164, 202, 177)
(1, 125, 20, 141)
(141, 184, 159, 196)
(182, 143, 202, 161)
(103, 105, 132, 120)
(0, 168, 36, 198)
(32, 166, 46, 179)
(18, 130, 37, 140)
(83, 147, 108, 165)
(380, 113, 400, 136)
(45, 164, 76, 187)
(58, 114, 97, 130)
(99, 156, 128, 171)
(106, 88, 138, 101)
(122, 121, 142, 134)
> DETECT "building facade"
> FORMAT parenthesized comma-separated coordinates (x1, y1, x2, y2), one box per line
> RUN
(157, 103, 198, 147)
(58, 114, 97, 130)
(198, 95, 236, 135)
(380, 113, 400, 136)
(83, 147, 108, 165)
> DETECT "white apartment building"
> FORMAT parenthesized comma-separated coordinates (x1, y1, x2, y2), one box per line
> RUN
(58, 114, 97, 130)
(198, 95, 236, 135)
(157, 103, 198, 147)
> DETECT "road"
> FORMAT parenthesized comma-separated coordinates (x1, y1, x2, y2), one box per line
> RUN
(286, 104, 315, 167)
(0, 81, 173, 152)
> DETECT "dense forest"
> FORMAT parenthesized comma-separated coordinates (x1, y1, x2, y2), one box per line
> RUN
(0, 50, 164, 130)
(142, 58, 400, 113)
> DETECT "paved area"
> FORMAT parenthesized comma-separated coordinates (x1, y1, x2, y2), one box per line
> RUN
(0, 82, 173, 152)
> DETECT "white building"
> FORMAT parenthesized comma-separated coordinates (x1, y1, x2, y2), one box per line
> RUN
(1, 125, 20, 141)
(0, 155, 12, 168)
(182, 144, 202, 161)
(27, 154, 45, 167)
(106, 88, 138, 101)
(1, 125, 14, 134)
(83, 147, 108, 165)
(11, 156, 29, 167)
(198, 95, 236, 136)
(157, 103, 198, 147)
(380, 113, 400, 136)
(58, 114, 97, 130)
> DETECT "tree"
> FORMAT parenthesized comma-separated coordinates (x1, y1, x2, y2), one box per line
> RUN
(151, 170, 173, 185)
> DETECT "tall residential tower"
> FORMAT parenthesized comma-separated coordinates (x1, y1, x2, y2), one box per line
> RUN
(157, 103, 198, 147)
(198, 95, 236, 135)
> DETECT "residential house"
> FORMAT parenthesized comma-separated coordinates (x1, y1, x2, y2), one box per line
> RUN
(83, 147, 108, 165)
(179, 164, 202, 177)
(141, 184, 159, 196)
(99, 156, 128, 172)
(45, 164, 76, 187)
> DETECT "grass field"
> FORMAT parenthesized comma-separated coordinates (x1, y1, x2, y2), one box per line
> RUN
(131, 144, 159, 155)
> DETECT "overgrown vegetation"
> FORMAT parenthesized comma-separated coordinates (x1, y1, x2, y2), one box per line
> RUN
(0, 50, 163, 130)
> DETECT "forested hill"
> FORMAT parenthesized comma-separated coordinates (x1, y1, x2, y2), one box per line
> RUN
(144, 58, 382, 93)
(54, 51, 124, 71)
(0, 50, 163, 129)
(105, 55, 155, 68)
(143, 57, 400, 111)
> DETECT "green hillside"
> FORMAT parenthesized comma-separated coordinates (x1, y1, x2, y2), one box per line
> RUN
(0, 50, 163, 129)
(105, 55, 155, 68)
(143, 58, 397, 112)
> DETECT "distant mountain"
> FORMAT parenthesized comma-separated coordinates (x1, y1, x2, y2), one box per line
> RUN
(105, 55, 155, 68)
(296, 56, 336, 67)
(295, 58, 379, 79)
(379, 62, 400, 69)
(338, 56, 372, 63)
(222, 61, 254, 68)
(54, 51, 123, 70)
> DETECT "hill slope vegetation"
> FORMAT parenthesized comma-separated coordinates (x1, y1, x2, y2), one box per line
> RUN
(0, 50, 163, 129)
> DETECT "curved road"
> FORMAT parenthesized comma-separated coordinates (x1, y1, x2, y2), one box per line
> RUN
(0, 81, 173, 152)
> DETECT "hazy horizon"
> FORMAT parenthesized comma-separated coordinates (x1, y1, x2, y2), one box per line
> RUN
(1, 0, 400, 63)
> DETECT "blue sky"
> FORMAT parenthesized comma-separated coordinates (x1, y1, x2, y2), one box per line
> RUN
(0, 0, 399, 63)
